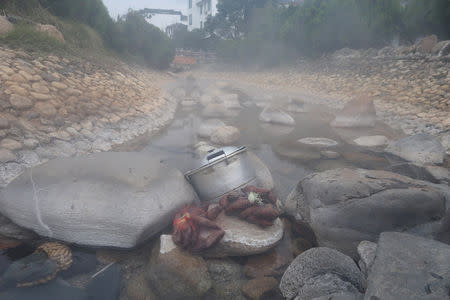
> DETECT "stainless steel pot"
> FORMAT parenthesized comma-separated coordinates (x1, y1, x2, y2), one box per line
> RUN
(185, 146, 256, 202)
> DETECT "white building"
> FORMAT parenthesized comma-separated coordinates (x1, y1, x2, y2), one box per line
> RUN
(188, 0, 218, 31)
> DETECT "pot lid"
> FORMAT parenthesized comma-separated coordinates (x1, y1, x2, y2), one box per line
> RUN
(186, 146, 247, 174)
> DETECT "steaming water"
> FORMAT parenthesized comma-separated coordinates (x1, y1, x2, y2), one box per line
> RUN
(0, 79, 405, 298)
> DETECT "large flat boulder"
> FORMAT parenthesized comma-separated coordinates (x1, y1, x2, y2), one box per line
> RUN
(0, 152, 197, 248)
(365, 232, 450, 300)
(385, 133, 445, 165)
(285, 168, 449, 258)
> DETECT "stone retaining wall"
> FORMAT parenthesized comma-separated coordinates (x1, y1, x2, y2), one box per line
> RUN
(0, 46, 177, 187)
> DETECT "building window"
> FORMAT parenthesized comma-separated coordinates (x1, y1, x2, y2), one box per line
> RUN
(207, 0, 211, 11)
(200, 21, 203, 29)
(200, 5, 203, 14)
(189, 14, 192, 25)
(189, 0, 192, 9)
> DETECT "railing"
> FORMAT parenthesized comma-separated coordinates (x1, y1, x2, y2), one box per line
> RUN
(174, 49, 217, 64)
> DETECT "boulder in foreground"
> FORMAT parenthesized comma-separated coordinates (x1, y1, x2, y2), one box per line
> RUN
(0, 152, 197, 248)
(365, 232, 450, 300)
(285, 168, 449, 258)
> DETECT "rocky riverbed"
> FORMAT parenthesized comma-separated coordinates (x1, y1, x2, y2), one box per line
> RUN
(0, 42, 450, 300)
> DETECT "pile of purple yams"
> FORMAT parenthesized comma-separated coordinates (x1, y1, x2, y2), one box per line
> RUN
(172, 185, 280, 252)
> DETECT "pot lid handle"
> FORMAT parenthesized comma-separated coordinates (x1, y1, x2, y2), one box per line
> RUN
(207, 149, 226, 162)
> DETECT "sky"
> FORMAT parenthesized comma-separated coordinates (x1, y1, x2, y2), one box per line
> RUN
(102, 0, 188, 30)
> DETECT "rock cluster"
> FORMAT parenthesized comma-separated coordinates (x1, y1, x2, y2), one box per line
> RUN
(0, 46, 175, 188)
(195, 36, 450, 138)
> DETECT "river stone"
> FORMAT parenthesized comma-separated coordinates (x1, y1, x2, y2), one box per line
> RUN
(206, 258, 245, 300)
(242, 277, 279, 300)
(297, 137, 338, 148)
(440, 134, 450, 155)
(331, 97, 376, 128)
(279, 247, 365, 300)
(201, 211, 284, 257)
(197, 119, 226, 138)
(365, 232, 450, 300)
(210, 126, 240, 145)
(311, 291, 364, 300)
(0, 117, 10, 129)
(34, 102, 57, 117)
(0, 278, 88, 300)
(415, 34, 438, 53)
(147, 235, 212, 299)
(0, 138, 22, 151)
(0, 152, 197, 248)
(0, 149, 17, 163)
(284, 168, 449, 258)
(357, 241, 377, 277)
(353, 135, 388, 147)
(9, 95, 33, 110)
(385, 133, 445, 165)
(259, 107, 295, 126)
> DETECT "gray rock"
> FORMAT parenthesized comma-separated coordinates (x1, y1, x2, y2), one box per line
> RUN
(353, 135, 388, 147)
(259, 107, 295, 126)
(297, 137, 339, 148)
(385, 134, 445, 165)
(201, 211, 284, 257)
(357, 241, 377, 277)
(0, 214, 37, 240)
(365, 232, 450, 300)
(0, 152, 197, 248)
(331, 97, 376, 128)
(431, 40, 450, 56)
(0, 149, 17, 163)
(311, 291, 364, 300)
(9, 94, 33, 110)
(279, 247, 365, 300)
(206, 259, 244, 300)
(284, 168, 449, 258)
(210, 126, 240, 145)
(440, 134, 450, 155)
(0, 278, 88, 300)
(147, 235, 212, 300)
(197, 119, 226, 138)
(386, 163, 450, 185)
(0, 117, 10, 129)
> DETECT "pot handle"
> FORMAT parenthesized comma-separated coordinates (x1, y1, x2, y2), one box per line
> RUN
(207, 150, 226, 162)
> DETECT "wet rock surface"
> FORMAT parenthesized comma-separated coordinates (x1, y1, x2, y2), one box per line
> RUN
(279, 247, 365, 300)
(385, 133, 445, 165)
(146, 235, 212, 299)
(285, 168, 449, 258)
(201, 212, 284, 257)
(0, 152, 197, 247)
(365, 232, 450, 300)
(259, 107, 295, 126)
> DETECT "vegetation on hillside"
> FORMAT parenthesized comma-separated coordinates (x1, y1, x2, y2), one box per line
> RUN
(0, 0, 175, 69)
(201, 0, 450, 65)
